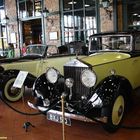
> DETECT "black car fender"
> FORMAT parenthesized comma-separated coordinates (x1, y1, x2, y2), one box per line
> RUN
(0, 66, 4, 83)
(96, 75, 132, 105)
(1, 69, 36, 88)
(84, 75, 132, 117)
(0, 66, 4, 72)
(33, 73, 64, 99)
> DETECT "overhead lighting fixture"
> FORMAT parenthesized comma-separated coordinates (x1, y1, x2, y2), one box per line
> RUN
(68, 1, 77, 5)
(133, 13, 138, 16)
(42, 7, 49, 17)
(100, 0, 113, 20)
(85, 4, 90, 7)
(1, 15, 9, 24)
(64, 8, 70, 11)
(101, 0, 110, 8)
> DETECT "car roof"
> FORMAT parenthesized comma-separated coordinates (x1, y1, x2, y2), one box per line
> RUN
(90, 31, 140, 38)
(27, 44, 46, 47)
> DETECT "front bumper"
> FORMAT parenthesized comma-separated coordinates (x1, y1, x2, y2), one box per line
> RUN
(27, 100, 107, 124)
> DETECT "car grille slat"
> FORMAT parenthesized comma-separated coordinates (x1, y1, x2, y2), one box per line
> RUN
(64, 66, 91, 101)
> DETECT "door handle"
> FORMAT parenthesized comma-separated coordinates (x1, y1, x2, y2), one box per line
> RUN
(133, 59, 138, 63)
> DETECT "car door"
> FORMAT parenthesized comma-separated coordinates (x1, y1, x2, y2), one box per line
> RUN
(1, 59, 41, 77)
(131, 35, 140, 88)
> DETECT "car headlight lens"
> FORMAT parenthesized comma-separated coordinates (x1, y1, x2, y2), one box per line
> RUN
(65, 78, 74, 88)
(46, 68, 59, 84)
(81, 69, 96, 88)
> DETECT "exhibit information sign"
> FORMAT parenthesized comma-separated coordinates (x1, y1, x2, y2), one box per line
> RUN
(13, 71, 28, 88)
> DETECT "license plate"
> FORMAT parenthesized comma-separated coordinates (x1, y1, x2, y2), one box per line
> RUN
(47, 112, 71, 126)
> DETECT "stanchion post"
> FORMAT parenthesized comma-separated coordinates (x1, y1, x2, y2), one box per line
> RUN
(61, 94, 66, 140)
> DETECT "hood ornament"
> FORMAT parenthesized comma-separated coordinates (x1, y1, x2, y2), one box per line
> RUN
(75, 49, 79, 59)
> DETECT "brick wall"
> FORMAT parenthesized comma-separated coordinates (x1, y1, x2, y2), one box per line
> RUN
(5, 0, 61, 47)
(4, 0, 119, 48)
(5, 0, 18, 46)
(44, 0, 61, 47)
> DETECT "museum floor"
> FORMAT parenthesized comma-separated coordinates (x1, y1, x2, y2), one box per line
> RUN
(0, 88, 140, 140)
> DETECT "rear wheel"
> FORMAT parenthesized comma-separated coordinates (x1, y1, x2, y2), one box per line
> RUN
(3, 77, 25, 102)
(103, 94, 125, 132)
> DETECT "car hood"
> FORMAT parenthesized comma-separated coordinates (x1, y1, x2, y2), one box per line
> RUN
(80, 52, 131, 66)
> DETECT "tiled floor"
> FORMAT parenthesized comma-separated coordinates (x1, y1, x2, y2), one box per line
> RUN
(0, 88, 140, 140)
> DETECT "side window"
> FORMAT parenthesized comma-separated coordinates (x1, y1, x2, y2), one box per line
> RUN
(135, 36, 140, 51)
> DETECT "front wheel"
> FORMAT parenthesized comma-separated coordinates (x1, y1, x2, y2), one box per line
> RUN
(3, 77, 25, 102)
(103, 94, 125, 132)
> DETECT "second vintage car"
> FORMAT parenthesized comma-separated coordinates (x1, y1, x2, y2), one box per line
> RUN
(28, 31, 140, 132)
(0, 43, 86, 102)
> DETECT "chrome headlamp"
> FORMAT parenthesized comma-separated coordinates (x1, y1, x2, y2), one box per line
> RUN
(81, 69, 96, 88)
(65, 78, 74, 88)
(45, 68, 59, 84)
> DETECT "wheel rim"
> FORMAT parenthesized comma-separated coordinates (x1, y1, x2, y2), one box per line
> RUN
(112, 95, 124, 125)
(4, 78, 24, 102)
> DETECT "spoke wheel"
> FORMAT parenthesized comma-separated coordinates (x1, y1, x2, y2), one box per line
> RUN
(4, 78, 25, 102)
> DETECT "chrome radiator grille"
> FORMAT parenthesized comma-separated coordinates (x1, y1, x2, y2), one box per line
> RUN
(64, 66, 91, 101)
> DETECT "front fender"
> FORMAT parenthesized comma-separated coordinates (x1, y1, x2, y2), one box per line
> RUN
(0, 70, 20, 89)
(1, 69, 36, 88)
(84, 75, 132, 118)
(95, 75, 132, 106)
(3, 69, 19, 78)
(33, 73, 64, 99)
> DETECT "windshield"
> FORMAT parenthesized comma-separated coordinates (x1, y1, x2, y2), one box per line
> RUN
(26, 44, 46, 56)
(89, 35, 132, 52)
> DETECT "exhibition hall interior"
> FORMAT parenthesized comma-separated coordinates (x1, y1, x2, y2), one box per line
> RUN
(1, 0, 140, 140)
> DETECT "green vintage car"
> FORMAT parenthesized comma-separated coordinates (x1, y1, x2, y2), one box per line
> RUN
(28, 31, 140, 132)
(0, 44, 86, 102)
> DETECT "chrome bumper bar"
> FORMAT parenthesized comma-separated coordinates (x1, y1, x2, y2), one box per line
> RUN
(27, 101, 107, 123)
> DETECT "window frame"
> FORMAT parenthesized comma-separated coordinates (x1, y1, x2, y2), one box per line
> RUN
(62, 0, 97, 45)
